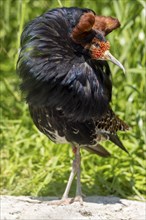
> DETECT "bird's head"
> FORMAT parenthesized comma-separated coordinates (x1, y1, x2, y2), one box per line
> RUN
(71, 12, 125, 73)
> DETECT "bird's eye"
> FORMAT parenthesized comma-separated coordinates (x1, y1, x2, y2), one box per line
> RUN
(93, 42, 100, 48)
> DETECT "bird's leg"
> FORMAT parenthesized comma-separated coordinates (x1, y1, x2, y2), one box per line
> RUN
(76, 148, 81, 196)
(74, 147, 83, 204)
(61, 164, 76, 199)
(62, 146, 83, 204)
(48, 146, 82, 206)
(61, 146, 79, 200)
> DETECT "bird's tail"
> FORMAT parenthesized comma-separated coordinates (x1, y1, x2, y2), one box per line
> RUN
(84, 144, 111, 157)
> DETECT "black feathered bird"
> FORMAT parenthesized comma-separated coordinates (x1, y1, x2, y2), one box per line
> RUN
(17, 7, 129, 204)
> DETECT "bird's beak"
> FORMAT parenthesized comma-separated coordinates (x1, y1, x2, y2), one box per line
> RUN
(103, 50, 125, 73)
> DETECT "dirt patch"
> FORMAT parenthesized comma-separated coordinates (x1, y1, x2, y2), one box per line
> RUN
(1, 195, 145, 220)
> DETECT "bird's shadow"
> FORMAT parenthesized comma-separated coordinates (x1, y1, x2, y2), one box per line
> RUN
(28, 194, 127, 207)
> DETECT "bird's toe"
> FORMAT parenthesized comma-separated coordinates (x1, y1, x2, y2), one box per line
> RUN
(47, 198, 74, 206)
(73, 195, 83, 205)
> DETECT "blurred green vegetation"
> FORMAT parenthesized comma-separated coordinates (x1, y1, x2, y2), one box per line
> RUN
(0, 0, 146, 200)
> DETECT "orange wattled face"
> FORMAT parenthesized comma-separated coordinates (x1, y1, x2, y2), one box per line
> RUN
(90, 39, 110, 60)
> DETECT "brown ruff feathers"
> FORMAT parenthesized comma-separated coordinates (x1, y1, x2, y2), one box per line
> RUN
(71, 12, 121, 44)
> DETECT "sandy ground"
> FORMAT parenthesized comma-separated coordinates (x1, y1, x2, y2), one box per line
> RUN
(1, 195, 145, 220)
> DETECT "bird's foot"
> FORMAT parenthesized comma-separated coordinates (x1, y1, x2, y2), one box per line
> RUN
(73, 195, 83, 205)
(47, 196, 83, 206)
(47, 197, 74, 206)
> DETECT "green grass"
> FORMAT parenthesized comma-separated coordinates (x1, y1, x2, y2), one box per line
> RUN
(0, 0, 146, 200)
